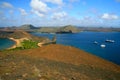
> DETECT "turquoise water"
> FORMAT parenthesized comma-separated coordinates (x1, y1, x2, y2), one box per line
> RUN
(32, 32, 120, 65)
(0, 38, 15, 50)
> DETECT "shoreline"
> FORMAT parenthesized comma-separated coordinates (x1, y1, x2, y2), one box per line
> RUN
(7, 39, 120, 66)
(1, 38, 120, 66)
(7, 37, 56, 49)
(8, 38, 17, 49)
(0, 33, 119, 66)
(8, 37, 29, 49)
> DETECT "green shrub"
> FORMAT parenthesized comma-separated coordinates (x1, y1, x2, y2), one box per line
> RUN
(21, 40, 38, 49)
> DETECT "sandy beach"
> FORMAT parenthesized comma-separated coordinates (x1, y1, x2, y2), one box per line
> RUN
(8, 37, 29, 49)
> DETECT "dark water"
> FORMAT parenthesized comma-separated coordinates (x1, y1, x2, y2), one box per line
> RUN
(0, 38, 15, 50)
(31, 32, 120, 65)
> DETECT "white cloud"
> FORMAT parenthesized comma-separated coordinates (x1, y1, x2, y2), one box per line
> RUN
(30, 0, 50, 17)
(101, 13, 119, 20)
(18, 8, 27, 16)
(44, 0, 63, 5)
(51, 11, 67, 20)
(0, 2, 13, 8)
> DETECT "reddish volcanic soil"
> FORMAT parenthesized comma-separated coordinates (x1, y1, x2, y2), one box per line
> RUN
(17, 44, 120, 71)
(0, 44, 120, 80)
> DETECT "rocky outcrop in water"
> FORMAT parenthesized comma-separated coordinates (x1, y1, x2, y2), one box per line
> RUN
(57, 25, 80, 33)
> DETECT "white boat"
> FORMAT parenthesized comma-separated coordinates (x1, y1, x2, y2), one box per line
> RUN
(100, 44, 106, 48)
(94, 41, 98, 44)
(105, 39, 115, 43)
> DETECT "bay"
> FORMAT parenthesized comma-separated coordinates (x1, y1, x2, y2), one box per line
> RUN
(0, 38, 15, 50)
(32, 32, 120, 65)
(0, 32, 120, 65)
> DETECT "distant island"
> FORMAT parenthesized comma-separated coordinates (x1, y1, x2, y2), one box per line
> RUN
(1, 24, 120, 33)
(0, 24, 80, 33)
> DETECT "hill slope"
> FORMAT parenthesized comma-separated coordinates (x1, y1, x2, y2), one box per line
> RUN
(37, 25, 80, 33)
(58, 25, 80, 33)
(0, 30, 49, 41)
(0, 44, 120, 80)
(19, 24, 37, 30)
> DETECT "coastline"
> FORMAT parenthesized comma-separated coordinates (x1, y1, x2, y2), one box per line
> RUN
(8, 37, 29, 49)
(3, 37, 119, 68)
(7, 37, 56, 49)
(8, 38, 17, 49)
(1, 31, 120, 66)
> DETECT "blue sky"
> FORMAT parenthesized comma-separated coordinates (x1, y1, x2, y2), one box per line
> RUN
(0, 0, 120, 27)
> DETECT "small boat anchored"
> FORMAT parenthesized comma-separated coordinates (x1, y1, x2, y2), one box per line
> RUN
(100, 44, 106, 48)
(105, 39, 115, 43)
(94, 41, 98, 44)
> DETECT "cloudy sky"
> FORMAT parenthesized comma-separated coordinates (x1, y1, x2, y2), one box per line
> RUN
(0, 0, 120, 27)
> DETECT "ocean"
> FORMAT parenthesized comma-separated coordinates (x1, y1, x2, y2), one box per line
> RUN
(0, 38, 15, 50)
(32, 32, 120, 65)
(0, 32, 120, 65)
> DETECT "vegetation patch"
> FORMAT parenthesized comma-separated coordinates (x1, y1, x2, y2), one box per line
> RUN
(7, 40, 39, 51)
(21, 40, 39, 49)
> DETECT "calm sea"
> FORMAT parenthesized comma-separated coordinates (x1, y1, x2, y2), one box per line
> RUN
(0, 38, 15, 50)
(0, 32, 120, 65)
(32, 32, 120, 65)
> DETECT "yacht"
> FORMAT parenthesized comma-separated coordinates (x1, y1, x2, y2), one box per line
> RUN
(105, 39, 115, 43)
(94, 41, 98, 44)
(100, 44, 106, 48)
